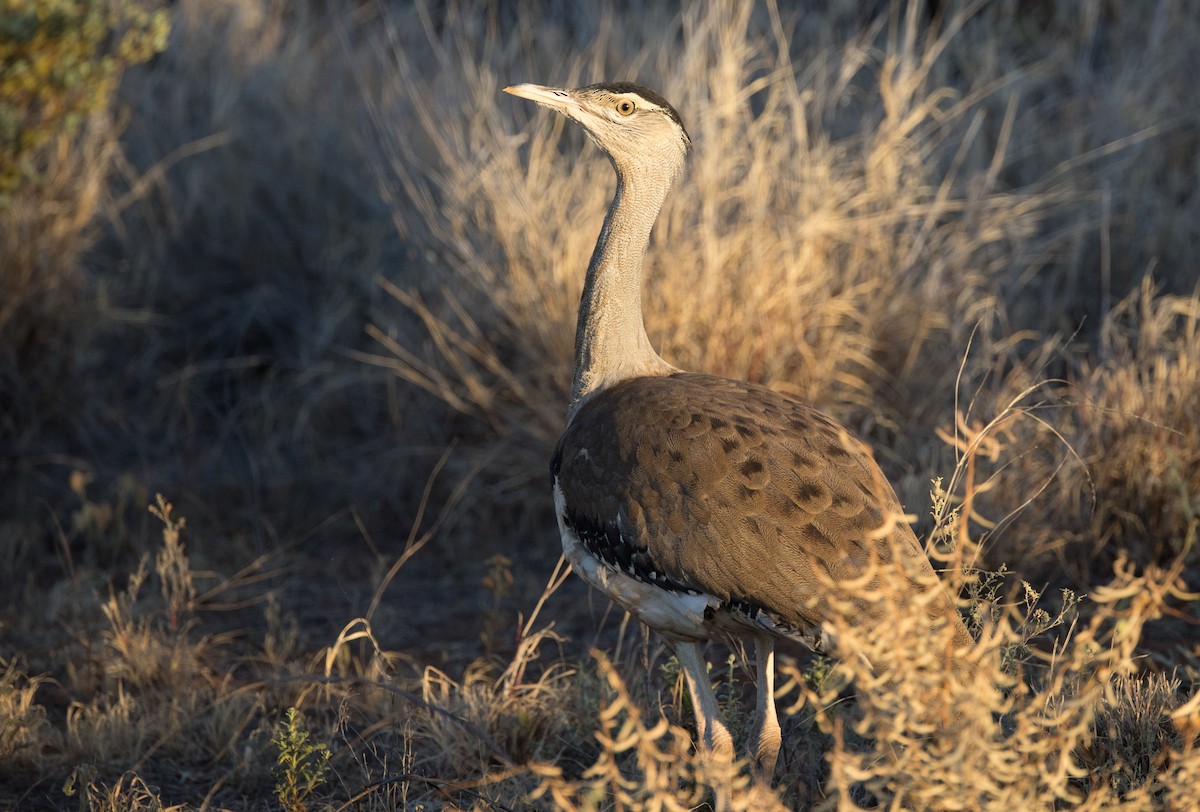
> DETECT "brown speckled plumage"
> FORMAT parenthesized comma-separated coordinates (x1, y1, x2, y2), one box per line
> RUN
(553, 372, 968, 646)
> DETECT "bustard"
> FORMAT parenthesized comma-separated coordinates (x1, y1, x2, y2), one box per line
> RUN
(504, 81, 972, 782)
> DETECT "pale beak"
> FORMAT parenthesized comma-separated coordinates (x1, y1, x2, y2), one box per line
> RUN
(503, 83, 579, 114)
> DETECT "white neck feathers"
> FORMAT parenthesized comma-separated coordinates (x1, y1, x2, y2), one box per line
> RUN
(569, 161, 680, 416)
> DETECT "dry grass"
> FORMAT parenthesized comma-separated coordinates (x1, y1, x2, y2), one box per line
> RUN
(2, 0, 1199, 809)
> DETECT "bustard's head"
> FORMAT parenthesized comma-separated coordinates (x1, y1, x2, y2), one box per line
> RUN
(504, 81, 690, 182)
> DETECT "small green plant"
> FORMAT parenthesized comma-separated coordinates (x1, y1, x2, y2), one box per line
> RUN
(273, 707, 331, 812)
(929, 476, 961, 551)
(962, 562, 1083, 674)
(61, 762, 98, 809)
(0, 0, 169, 206)
(659, 652, 749, 740)
(1003, 581, 1082, 675)
(803, 655, 835, 695)
(717, 652, 749, 743)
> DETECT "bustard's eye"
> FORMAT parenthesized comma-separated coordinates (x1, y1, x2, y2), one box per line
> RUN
(616, 98, 636, 117)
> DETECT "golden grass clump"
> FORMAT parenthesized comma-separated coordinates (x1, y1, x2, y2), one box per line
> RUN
(793, 529, 1198, 810)
(968, 279, 1200, 579)
(1070, 282, 1200, 562)
(0, 659, 52, 767)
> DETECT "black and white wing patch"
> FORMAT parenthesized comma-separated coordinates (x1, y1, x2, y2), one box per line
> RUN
(559, 503, 698, 594)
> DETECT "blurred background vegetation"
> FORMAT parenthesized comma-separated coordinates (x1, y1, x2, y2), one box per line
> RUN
(1, 0, 1197, 808)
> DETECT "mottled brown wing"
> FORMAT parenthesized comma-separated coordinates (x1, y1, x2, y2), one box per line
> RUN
(553, 372, 943, 633)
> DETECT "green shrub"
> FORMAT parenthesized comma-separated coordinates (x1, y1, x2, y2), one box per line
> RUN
(0, 0, 168, 206)
(273, 708, 331, 812)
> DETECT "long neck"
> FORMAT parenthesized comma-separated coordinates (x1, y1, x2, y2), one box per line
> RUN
(570, 171, 675, 414)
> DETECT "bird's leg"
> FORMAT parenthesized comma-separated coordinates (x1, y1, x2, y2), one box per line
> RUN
(673, 641, 733, 809)
(674, 641, 733, 757)
(747, 637, 781, 782)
